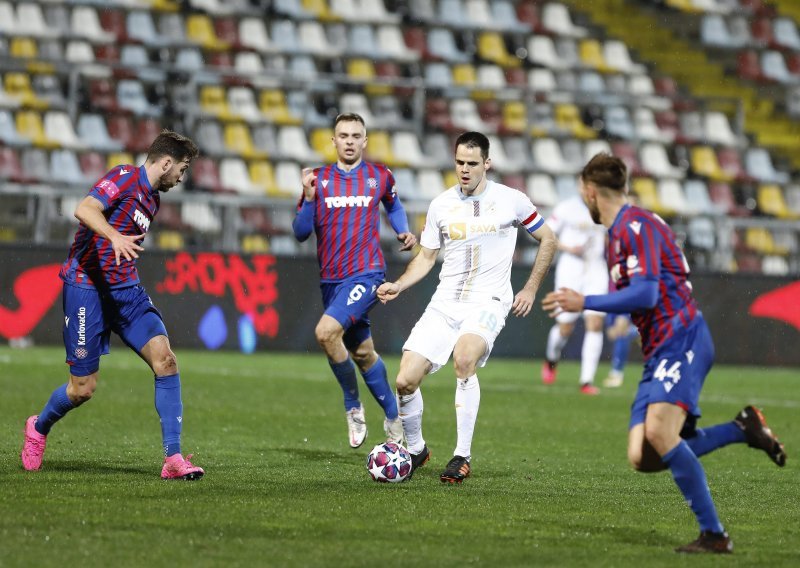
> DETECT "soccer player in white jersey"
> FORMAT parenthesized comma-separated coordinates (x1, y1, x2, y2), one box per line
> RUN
(540, 194, 608, 395)
(377, 131, 557, 483)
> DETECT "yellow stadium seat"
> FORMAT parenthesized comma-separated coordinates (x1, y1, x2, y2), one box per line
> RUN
(347, 59, 392, 96)
(579, 39, 613, 73)
(757, 184, 795, 219)
(443, 170, 459, 189)
(4, 73, 49, 110)
(224, 123, 266, 160)
(186, 14, 229, 51)
(302, 0, 340, 22)
(665, 0, 704, 13)
(200, 86, 235, 121)
(148, 0, 180, 11)
(555, 104, 596, 140)
(631, 177, 674, 217)
(311, 128, 338, 163)
(690, 146, 733, 182)
(745, 227, 787, 255)
(107, 152, 135, 170)
(259, 90, 302, 125)
(502, 101, 527, 134)
(157, 231, 185, 250)
(15, 111, 59, 148)
(11, 38, 38, 59)
(452, 64, 477, 88)
(241, 234, 270, 253)
(364, 131, 404, 167)
(477, 33, 520, 68)
(249, 160, 276, 194)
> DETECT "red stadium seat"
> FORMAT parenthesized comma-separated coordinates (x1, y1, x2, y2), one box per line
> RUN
(425, 98, 454, 132)
(709, 182, 750, 216)
(0, 147, 27, 183)
(403, 27, 430, 60)
(737, 50, 768, 83)
(79, 151, 107, 181)
(107, 115, 134, 149)
(189, 156, 225, 193)
(611, 141, 648, 177)
(89, 79, 119, 113)
(130, 118, 162, 153)
(214, 18, 241, 49)
(99, 10, 129, 43)
(516, 1, 546, 34)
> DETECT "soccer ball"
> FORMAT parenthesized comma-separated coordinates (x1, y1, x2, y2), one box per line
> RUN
(366, 442, 412, 483)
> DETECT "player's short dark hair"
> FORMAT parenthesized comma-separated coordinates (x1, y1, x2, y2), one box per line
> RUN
(454, 131, 490, 160)
(334, 112, 365, 128)
(146, 129, 199, 164)
(581, 152, 627, 192)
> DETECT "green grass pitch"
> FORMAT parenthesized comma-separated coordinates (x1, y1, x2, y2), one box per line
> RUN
(1, 346, 798, 567)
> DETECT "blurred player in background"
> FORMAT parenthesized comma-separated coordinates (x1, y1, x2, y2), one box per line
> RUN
(22, 130, 205, 480)
(543, 153, 787, 554)
(293, 113, 417, 449)
(602, 313, 638, 388)
(540, 194, 608, 395)
(378, 131, 557, 483)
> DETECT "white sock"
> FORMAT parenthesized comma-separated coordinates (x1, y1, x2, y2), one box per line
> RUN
(454, 374, 480, 459)
(580, 330, 604, 385)
(399, 390, 425, 454)
(546, 324, 568, 362)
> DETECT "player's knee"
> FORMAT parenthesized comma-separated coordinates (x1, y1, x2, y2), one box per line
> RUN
(452, 353, 476, 379)
(153, 351, 178, 376)
(67, 375, 97, 405)
(314, 322, 340, 352)
(395, 375, 418, 396)
(351, 349, 377, 371)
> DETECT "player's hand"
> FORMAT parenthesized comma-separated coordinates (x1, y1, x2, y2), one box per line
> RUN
(511, 288, 535, 317)
(376, 281, 401, 304)
(396, 232, 417, 251)
(301, 167, 317, 201)
(542, 288, 584, 317)
(111, 233, 145, 266)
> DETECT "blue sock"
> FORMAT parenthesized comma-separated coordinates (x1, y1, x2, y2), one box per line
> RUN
(360, 357, 398, 420)
(330, 358, 360, 411)
(155, 374, 182, 457)
(663, 440, 724, 533)
(36, 383, 75, 435)
(612, 335, 631, 372)
(685, 422, 746, 458)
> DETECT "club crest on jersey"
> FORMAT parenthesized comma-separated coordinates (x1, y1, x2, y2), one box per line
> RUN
(324, 195, 373, 208)
(627, 255, 642, 275)
(368, 177, 378, 189)
(133, 209, 150, 231)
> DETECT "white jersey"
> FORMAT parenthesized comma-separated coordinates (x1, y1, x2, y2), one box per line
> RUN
(546, 195, 606, 263)
(420, 180, 544, 305)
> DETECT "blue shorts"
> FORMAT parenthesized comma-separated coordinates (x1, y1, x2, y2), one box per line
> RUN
(62, 282, 167, 376)
(629, 313, 715, 429)
(320, 272, 384, 351)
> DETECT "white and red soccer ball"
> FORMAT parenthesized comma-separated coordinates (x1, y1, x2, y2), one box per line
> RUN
(366, 442, 412, 483)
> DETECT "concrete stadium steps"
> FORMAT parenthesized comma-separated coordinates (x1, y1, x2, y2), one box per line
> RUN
(560, 0, 800, 169)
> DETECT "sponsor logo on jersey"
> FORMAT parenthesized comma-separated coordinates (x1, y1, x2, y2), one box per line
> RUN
(324, 195, 373, 208)
(97, 179, 121, 200)
(448, 222, 497, 240)
(133, 209, 151, 231)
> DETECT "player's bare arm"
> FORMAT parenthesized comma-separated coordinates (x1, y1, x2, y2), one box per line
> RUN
(396, 231, 417, 251)
(542, 287, 585, 317)
(74, 196, 144, 266)
(301, 167, 317, 201)
(377, 246, 438, 304)
(513, 223, 557, 317)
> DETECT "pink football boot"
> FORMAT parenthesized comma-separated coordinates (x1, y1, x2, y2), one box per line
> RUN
(161, 453, 205, 480)
(21, 415, 47, 471)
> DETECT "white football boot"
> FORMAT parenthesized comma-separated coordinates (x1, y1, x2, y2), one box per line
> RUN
(346, 404, 367, 448)
(384, 417, 404, 445)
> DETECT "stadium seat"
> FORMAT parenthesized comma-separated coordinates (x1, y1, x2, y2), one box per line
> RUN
(526, 173, 558, 208)
(422, 133, 452, 168)
(542, 3, 587, 37)
(486, 135, 518, 173)
(658, 179, 692, 216)
(71, 6, 115, 43)
(0, 110, 29, 147)
(339, 93, 376, 125)
(79, 151, 108, 182)
(477, 32, 520, 68)
(130, 118, 162, 154)
(377, 25, 419, 62)
(424, 63, 453, 89)
(708, 182, 749, 216)
(220, 158, 260, 195)
(181, 201, 222, 233)
(186, 14, 228, 51)
(195, 120, 225, 157)
(16, 111, 59, 149)
(579, 39, 613, 73)
(299, 21, 341, 58)
(555, 104, 596, 140)
(687, 216, 716, 252)
(22, 147, 51, 182)
(491, 0, 529, 33)
(106, 152, 134, 171)
(416, 169, 446, 200)
(189, 156, 225, 192)
(631, 177, 673, 217)
(683, 179, 716, 215)
(50, 149, 86, 186)
(500, 101, 527, 135)
(689, 146, 730, 181)
(392, 168, 422, 200)
(773, 17, 800, 51)
(427, 28, 468, 63)
(310, 128, 337, 163)
(199, 86, 235, 121)
(127, 11, 164, 47)
(275, 161, 303, 197)
(224, 123, 266, 160)
(44, 111, 84, 150)
(0, 147, 26, 182)
(532, 139, 579, 176)
(392, 131, 433, 168)
(528, 36, 569, 70)
(364, 130, 404, 167)
(757, 184, 795, 219)
(270, 20, 301, 54)
(260, 90, 303, 125)
(228, 87, 262, 123)
(278, 127, 321, 163)
(239, 18, 272, 53)
(4, 73, 49, 110)
(117, 80, 162, 117)
(604, 106, 636, 140)
(555, 175, 578, 201)
(450, 98, 489, 132)
(745, 147, 790, 183)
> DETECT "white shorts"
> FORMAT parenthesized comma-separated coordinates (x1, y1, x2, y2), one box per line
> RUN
(403, 297, 510, 374)
(554, 256, 608, 323)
